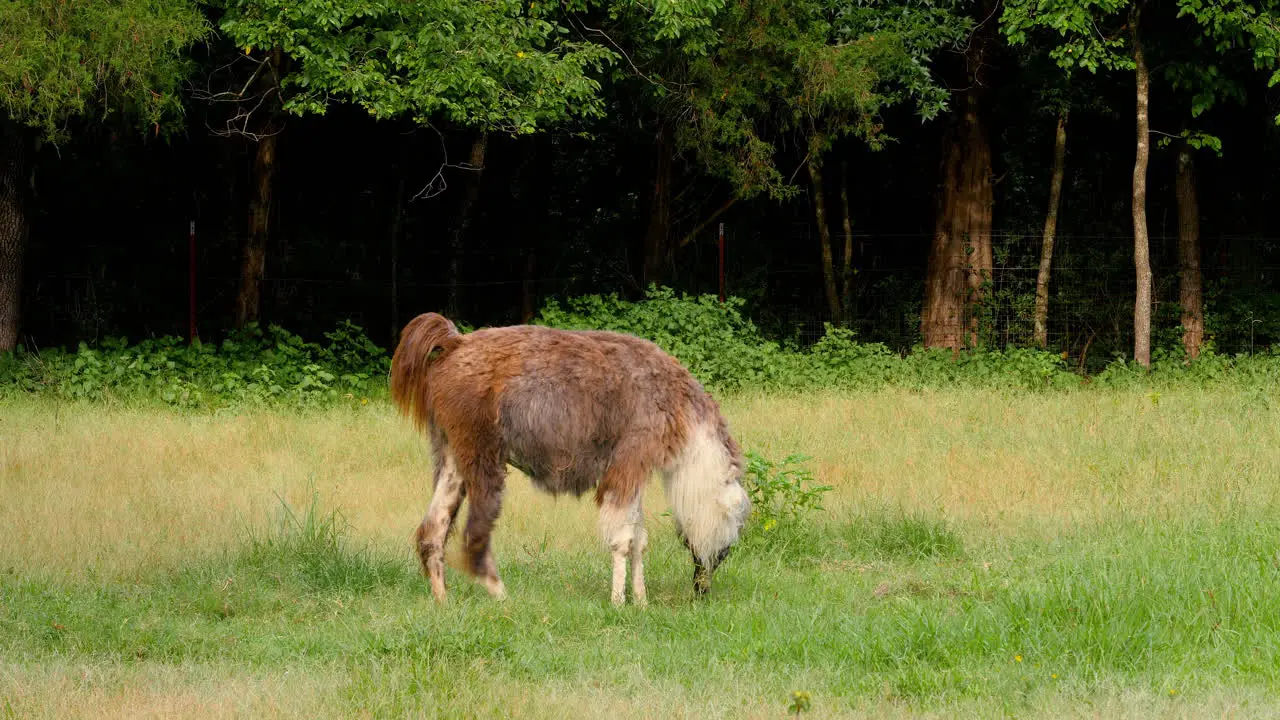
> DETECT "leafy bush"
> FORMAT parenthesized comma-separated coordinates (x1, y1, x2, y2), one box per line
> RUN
(534, 286, 791, 392)
(0, 321, 388, 409)
(6, 286, 1280, 407)
(534, 286, 1084, 392)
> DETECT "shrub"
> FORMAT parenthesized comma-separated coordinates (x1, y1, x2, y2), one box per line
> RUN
(0, 321, 387, 409)
(6, 287, 1280, 407)
(730, 450, 833, 561)
(741, 451, 833, 529)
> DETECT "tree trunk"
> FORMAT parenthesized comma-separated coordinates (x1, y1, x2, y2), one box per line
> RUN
(389, 169, 405, 344)
(839, 160, 855, 328)
(1130, 7, 1153, 368)
(0, 122, 31, 353)
(521, 252, 537, 324)
(808, 155, 842, 326)
(923, 90, 994, 350)
(236, 132, 276, 328)
(642, 122, 673, 288)
(448, 132, 487, 317)
(1034, 111, 1068, 349)
(1176, 140, 1203, 359)
(234, 46, 284, 329)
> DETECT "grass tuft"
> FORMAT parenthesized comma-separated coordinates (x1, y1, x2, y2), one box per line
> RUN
(844, 508, 965, 561)
(239, 487, 409, 594)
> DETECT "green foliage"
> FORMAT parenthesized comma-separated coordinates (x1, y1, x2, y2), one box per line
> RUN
(10, 289, 1280, 407)
(742, 451, 833, 528)
(534, 286, 789, 391)
(677, 0, 969, 199)
(0, 321, 388, 409)
(1002, 0, 1280, 123)
(1001, 0, 1134, 75)
(218, 0, 617, 133)
(0, 0, 210, 140)
(534, 286, 1084, 392)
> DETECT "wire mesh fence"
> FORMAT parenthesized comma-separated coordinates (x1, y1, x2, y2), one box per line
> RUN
(738, 229, 1280, 365)
(25, 230, 1280, 366)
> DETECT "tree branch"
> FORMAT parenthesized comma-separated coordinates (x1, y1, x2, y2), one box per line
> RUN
(678, 196, 738, 248)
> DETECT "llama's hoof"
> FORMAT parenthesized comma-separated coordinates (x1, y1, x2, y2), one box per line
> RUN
(481, 576, 507, 601)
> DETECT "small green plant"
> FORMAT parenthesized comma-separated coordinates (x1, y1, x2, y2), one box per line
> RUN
(787, 690, 812, 717)
(742, 451, 833, 529)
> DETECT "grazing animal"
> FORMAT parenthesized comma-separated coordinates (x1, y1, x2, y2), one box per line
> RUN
(390, 312, 751, 606)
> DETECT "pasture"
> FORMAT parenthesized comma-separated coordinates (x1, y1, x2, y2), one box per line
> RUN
(3, 388, 1280, 718)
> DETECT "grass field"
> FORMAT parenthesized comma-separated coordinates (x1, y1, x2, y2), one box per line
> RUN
(3, 389, 1280, 718)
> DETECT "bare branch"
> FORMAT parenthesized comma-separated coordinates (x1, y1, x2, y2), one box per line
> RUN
(188, 52, 286, 141)
(411, 125, 485, 201)
(566, 15, 689, 92)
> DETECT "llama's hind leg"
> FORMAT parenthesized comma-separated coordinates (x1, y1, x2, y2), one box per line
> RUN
(416, 451, 465, 604)
(629, 496, 649, 607)
(461, 471, 509, 601)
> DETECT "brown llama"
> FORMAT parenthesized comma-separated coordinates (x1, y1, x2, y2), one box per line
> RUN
(390, 312, 752, 606)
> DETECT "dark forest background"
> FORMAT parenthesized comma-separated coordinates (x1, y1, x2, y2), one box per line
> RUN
(6, 0, 1280, 372)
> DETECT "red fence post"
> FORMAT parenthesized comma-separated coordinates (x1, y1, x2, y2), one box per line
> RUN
(718, 222, 726, 303)
(189, 220, 197, 342)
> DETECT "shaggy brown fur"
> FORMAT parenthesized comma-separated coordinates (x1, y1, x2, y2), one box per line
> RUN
(390, 312, 749, 605)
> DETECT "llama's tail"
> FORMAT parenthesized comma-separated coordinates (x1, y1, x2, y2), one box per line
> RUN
(662, 413, 752, 570)
(391, 312, 463, 430)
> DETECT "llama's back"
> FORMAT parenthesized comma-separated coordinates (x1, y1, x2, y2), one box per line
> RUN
(443, 324, 712, 496)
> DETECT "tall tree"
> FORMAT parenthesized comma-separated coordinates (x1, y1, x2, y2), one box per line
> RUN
(642, 121, 674, 287)
(1175, 139, 1203, 358)
(923, 0, 997, 350)
(217, 0, 619, 323)
(838, 159, 856, 324)
(1003, 0, 1280, 365)
(208, 46, 289, 329)
(1130, 5, 1152, 367)
(1034, 111, 1069, 348)
(808, 155, 842, 324)
(0, 121, 29, 354)
(448, 132, 488, 316)
(0, 0, 208, 352)
(923, 87, 994, 349)
(677, 0, 967, 326)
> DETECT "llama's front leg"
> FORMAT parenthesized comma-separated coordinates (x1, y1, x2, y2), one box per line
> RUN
(416, 452, 465, 604)
(599, 490, 644, 607)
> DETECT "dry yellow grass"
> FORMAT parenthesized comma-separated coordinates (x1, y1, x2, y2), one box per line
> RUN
(2, 389, 1277, 579)
(4, 390, 1280, 719)
(0, 659, 337, 720)
(4, 659, 1274, 720)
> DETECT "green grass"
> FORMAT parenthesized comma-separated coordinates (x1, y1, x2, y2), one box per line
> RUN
(3, 390, 1280, 717)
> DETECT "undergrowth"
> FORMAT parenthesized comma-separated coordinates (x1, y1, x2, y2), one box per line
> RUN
(5, 286, 1280, 408)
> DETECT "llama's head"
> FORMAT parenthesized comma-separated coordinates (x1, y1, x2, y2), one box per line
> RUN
(689, 473, 751, 596)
